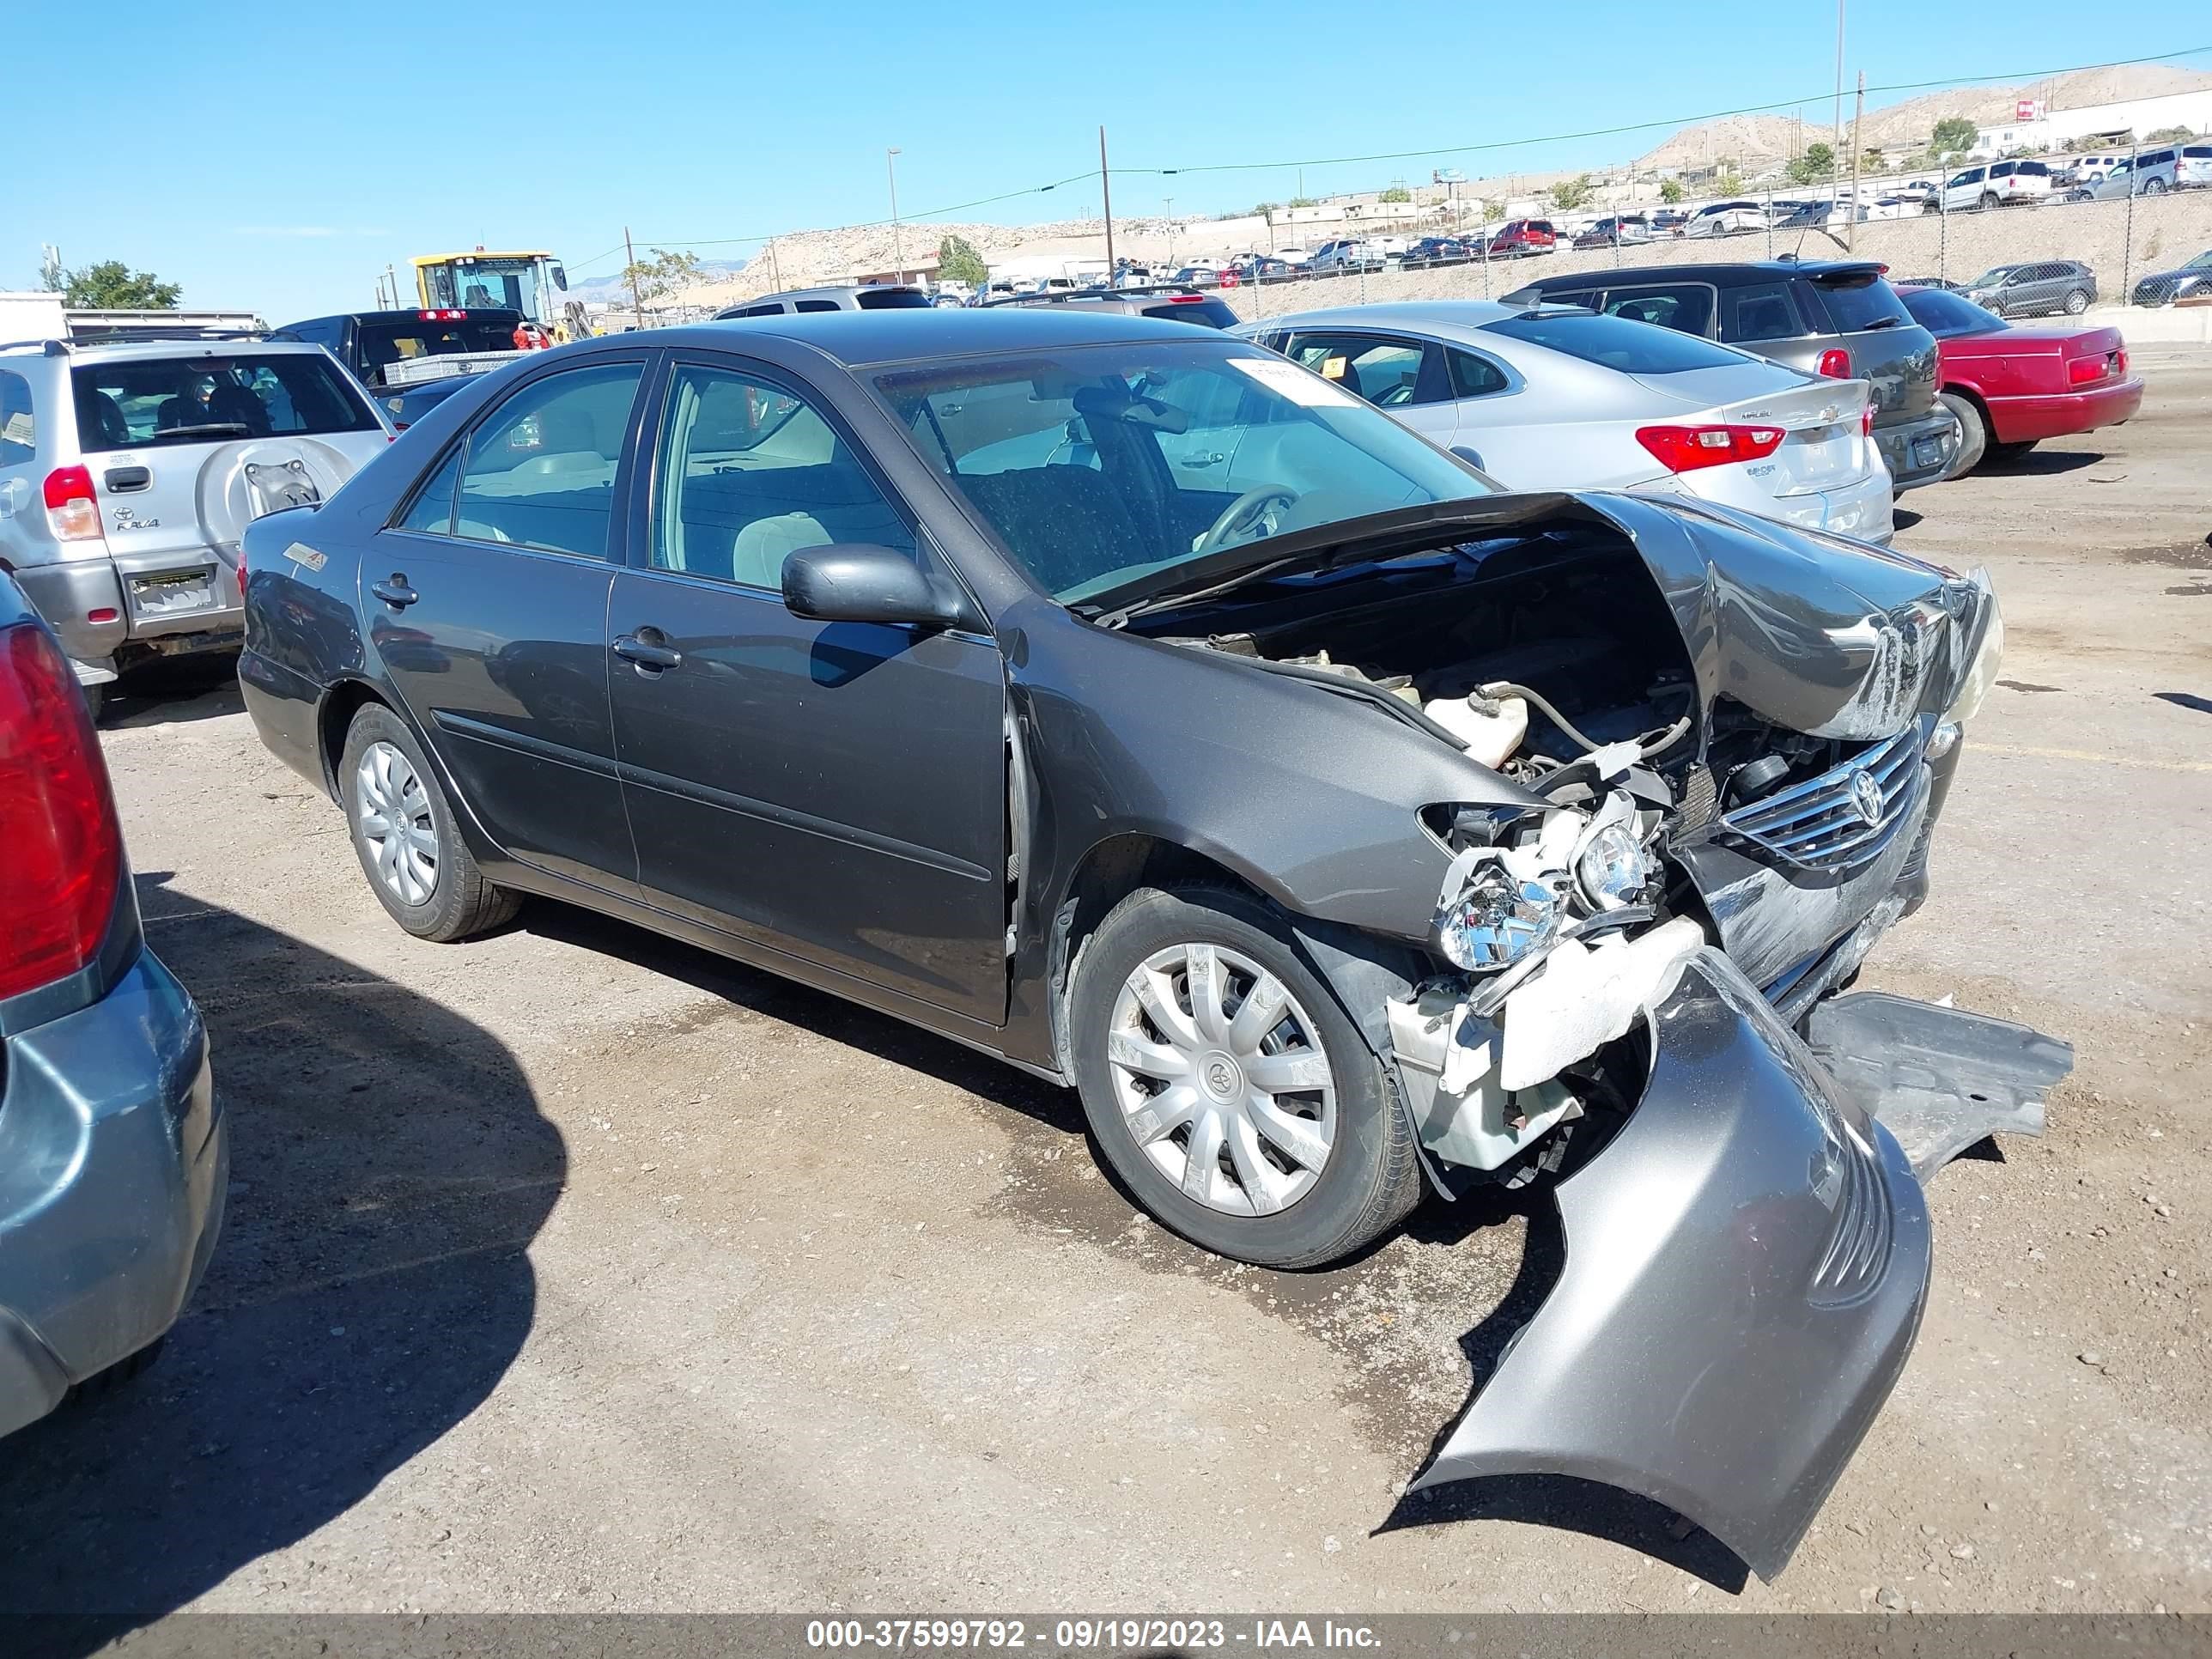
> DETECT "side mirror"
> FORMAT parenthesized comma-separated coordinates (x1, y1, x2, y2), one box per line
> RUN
(781, 544, 970, 631)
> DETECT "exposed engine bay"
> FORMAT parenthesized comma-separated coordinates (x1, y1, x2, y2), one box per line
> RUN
(1142, 520, 2000, 1180)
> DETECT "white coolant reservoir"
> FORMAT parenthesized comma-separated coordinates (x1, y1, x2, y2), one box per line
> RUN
(1424, 694, 1528, 769)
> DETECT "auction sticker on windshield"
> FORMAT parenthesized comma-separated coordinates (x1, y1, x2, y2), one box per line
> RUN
(1229, 356, 1362, 407)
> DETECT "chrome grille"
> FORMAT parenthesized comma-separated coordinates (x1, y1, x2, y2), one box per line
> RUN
(1719, 724, 1926, 872)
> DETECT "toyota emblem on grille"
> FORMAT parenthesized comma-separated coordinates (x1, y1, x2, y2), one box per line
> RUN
(1849, 767, 1884, 826)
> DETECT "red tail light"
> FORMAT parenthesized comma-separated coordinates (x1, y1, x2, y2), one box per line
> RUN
(2068, 353, 2115, 386)
(42, 465, 103, 543)
(418, 308, 467, 321)
(1862, 403, 1877, 437)
(1636, 424, 1787, 473)
(1815, 348, 1853, 380)
(0, 622, 124, 1002)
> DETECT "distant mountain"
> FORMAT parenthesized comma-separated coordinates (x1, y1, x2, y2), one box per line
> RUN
(566, 257, 747, 307)
(1635, 63, 2212, 171)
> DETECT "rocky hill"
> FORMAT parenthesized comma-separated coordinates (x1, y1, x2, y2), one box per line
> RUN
(1635, 62, 2212, 172)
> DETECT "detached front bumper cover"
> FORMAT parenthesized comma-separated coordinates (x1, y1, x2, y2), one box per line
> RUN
(1413, 948, 2072, 1580)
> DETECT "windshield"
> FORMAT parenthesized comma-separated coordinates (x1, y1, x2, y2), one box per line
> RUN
(422, 257, 548, 321)
(2189, 252, 2212, 270)
(1969, 266, 2019, 289)
(72, 353, 378, 451)
(1483, 312, 1747, 373)
(874, 343, 1492, 603)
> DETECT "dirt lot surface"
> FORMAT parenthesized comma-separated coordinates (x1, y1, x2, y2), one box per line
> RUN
(3, 352, 2208, 1629)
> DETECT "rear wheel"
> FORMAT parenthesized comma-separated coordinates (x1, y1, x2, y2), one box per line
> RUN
(1070, 885, 1419, 1268)
(2144, 177, 2168, 197)
(340, 702, 518, 941)
(1940, 392, 1988, 478)
(2063, 288, 2090, 315)
(1978, 191, 2000, 211)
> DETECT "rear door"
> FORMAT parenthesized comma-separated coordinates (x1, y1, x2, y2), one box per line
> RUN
(606, 353, 1010, 1022)
(67, 348, 388, 640)
(369, 353, 652, 896)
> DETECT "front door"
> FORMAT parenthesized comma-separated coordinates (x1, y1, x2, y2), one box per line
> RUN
(368, 355, 650, 896)
(606, 356, 1010, 1022)
(1278, 330, 1458, 447)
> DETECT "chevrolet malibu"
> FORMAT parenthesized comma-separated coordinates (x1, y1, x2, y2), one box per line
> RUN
(239, 310, 2064, 1579)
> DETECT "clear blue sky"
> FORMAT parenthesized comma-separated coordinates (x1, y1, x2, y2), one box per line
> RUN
(3, 1, 2202, 319)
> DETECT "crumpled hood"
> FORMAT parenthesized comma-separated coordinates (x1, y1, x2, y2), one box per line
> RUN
(1586, 491, 1992, 741)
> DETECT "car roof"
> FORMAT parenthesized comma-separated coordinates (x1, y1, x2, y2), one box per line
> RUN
(0, 336, 338, 367)
(1240, 299, 1526, 336)
(281, 307, 526, 327)
(659, 307, 1241, 368)
(1513, 258, 1885, 288)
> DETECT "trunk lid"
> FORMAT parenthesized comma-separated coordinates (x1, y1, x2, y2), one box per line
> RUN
(1629, 370, 1876, 500)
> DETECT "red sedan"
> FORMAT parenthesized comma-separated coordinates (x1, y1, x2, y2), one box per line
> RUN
(1895, 285, 2144, 476)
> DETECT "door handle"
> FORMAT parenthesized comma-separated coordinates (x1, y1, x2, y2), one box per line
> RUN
(1177, 453, 1226, 467)
(614, 630, 682, 672)
(370, 574, 419, 608)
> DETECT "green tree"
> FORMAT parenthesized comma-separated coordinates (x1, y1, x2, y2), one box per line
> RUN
(1247, 202, 1279, 219)
(1715, 168, 1744, 196)
(1378, 185, 1412, 204)
(1658, 178, 1686, 205)
(2144, 125, 2195, 143)
(1930, 116, 1978, 157)
(1804, 141, 1835, 178)
(935, 234, 988, 288)
(1548, 174, 1595, 211)
(1861, 149, 1887, 173)
(619, 247, 703, 318)
(60, 260, 181, 309)
(1287, 196, 1317, 209)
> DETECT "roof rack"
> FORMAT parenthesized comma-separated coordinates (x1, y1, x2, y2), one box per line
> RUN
(64, 325, 267, 345)
(980, 283, 1209, 307)
(0, 338, 70, 356)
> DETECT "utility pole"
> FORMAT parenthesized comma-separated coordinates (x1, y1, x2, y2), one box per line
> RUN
(768, 240, 784, 290)
(1846, 72, 1866, 251)
(1164, 198, 1175, 267)
(887, 148, 905, 282)
(1832, 0, 1847, 156)
(624, 227, 644, 331)
(1100, 125, 1116, 278)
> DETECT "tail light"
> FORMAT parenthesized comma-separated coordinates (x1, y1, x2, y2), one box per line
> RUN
(418, 308, 467, 321)
(237, 538, 248, 595)
(1815, 348, 1853, 380)
(2068, 353, 2116, 386)
(1862, 403, 1877, 437)
(1636, 424, 1787, 473)
(42, 465, 103, 542)
(0, 622, 124, 1002)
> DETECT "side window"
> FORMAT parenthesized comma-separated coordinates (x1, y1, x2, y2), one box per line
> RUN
(1600, 283, 1715, 337)
(650, 362, 913, 591)
(1447, 349, 1510, 398)
(1280, 333, 1430, 408)
(1717, 281, 1805, 344)
(1990, 162, 2014, 179)
(453, 361, 643, 558)
(0, 370, 34, 465)
(794, 299, 841, 313)
(395, 446, 464, 535)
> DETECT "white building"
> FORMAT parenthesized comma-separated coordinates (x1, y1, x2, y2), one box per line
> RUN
(1972, 88, 2212, 157)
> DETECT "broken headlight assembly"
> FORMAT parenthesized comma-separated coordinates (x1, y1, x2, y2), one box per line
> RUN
(1944, 574, 2004, 726)
(1434, 861, 1561, 972)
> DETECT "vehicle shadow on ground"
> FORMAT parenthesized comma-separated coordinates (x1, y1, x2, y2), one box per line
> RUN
(0, 875, 564, 1650)
(1373, 1197, 1753, 1593)
(1984, 447, 2104, 477)
(521, 903, 1085, 1135)
(100, 653, 245, 731)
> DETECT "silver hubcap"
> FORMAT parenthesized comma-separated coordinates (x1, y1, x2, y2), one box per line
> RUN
(1105, 942, 1337, 1217)
(355, 741, 439, 906)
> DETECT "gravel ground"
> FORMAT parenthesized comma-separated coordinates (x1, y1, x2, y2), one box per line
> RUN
(2, 351, 2207, 1630)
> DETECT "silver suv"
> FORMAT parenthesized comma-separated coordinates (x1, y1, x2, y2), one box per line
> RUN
(0, 332, 390, 711)
(714, 283, 934, 319)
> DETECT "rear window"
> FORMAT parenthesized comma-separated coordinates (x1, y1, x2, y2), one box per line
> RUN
(854, 288, 933, 311)
(1808, 273, 1912, 333)
(1898, 288, 2006, 338)
(1139, 298, 1237, 328)
(72, 353, 378, 451)
(357, 318, 519, 384)
(1481, 312, 1746, 374)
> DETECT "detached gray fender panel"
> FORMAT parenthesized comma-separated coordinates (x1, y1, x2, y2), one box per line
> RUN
(1412, 948, 1931, 1581)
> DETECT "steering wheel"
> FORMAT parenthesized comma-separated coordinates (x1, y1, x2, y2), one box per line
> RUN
(1194, 485, 1298, 556)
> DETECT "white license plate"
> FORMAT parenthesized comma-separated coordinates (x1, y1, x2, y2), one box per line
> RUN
(131, 571, 216, 617)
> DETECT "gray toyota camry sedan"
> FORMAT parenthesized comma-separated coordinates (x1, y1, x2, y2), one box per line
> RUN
(237, 308, 2064, 1579)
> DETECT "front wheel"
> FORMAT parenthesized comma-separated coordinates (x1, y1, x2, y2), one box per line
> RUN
(2063, 288, 2090, 315)
(340, 702, 519, 941)
(1070, 886, 1420, 1267)
(1940, 392, 1988, 477)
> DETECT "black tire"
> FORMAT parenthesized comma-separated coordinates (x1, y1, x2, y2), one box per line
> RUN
(2063, 288, 2090, 315)
(81, 680, 108, 726)
(2143, 177, 2167, 197)
(1978, 191, 2000, 211)
(1988, 439, 2039, 465)
(68, 1336, 164, 1406)
(338, 702, 519, 941)
(1069, 885, 1421, 1268)
(1941, 391, 1989, 478)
